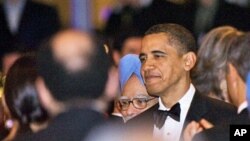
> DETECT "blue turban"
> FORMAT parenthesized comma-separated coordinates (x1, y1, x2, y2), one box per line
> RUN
(119, 54, 144, 91)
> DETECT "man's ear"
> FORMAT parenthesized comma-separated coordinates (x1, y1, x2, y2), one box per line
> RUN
(112, 50, 121, 66)
(103, 66, 119, 101)
(226, 63, 240, 105)
(227, 63, 238, 78)
(182, 52, 197, 71)
(227, 63, 243, 84)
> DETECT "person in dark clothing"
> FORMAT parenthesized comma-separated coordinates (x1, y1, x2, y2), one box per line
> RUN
(184, 32, 250, 141)
(126, 23, 237, 141)
(0, 0, 61, 69)
(2, 54, 48, 141)
(14, 29, 111, 141)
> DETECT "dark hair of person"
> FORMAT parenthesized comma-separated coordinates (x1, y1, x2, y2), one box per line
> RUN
(37, 33, 111, 102)
(227, 32, 250, 82)
(113, 28, 142, 52)
(145, 23, 197, 54)
(192, 26, 242, 100)
(4, 55, 48, 127)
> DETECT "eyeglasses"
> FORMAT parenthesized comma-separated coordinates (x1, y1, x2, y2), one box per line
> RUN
(118, 95, 156, 111)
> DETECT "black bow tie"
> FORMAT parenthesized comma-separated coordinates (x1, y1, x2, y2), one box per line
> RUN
(153, 103, 181, 129)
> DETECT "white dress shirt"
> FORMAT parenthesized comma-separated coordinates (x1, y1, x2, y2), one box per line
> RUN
(4, 0, 26, 34)
(153, 84, 195, 141)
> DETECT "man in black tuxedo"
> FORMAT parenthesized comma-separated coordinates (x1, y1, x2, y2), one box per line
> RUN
(226, 33, 250, 124)
(0, 0, 60, 69)
(14, 30, 111, 141)
(126, 23, 237, 141)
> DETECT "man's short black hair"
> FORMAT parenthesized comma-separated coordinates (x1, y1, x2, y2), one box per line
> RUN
(37, 34, 111, 102)
(145, 23, 197, 54)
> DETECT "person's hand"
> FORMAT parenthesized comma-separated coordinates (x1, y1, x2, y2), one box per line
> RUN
(183, 121, 204, 141)
(199, 118, 214, 129)
(183, 119, 214, 141)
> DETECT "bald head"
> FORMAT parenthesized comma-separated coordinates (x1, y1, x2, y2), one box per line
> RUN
(51, 30, 94, 73)
(37, 29, 110, 102)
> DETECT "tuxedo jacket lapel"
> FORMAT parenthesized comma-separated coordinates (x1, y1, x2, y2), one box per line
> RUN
(183, 92, 208, 129)
(179, 92, 208, 140)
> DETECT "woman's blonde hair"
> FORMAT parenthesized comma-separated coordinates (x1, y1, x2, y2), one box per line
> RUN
(192, 26, 243, 101)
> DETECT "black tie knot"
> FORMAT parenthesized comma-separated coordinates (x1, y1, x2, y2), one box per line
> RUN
(153, 103, 181, 129)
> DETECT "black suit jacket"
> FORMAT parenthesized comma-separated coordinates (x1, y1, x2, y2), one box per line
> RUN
(0, 0, 60, 57)
(14, 108, 107, 141)
(126, 92, 237, 140)
(193, 108, 250, 141)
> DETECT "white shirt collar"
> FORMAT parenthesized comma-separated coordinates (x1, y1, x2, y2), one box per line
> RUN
(158, 84, 195, 111)
(238, 101, 248, 114)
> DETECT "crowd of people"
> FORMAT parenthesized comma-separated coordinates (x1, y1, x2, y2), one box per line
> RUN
(1, 0, 250, 141)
